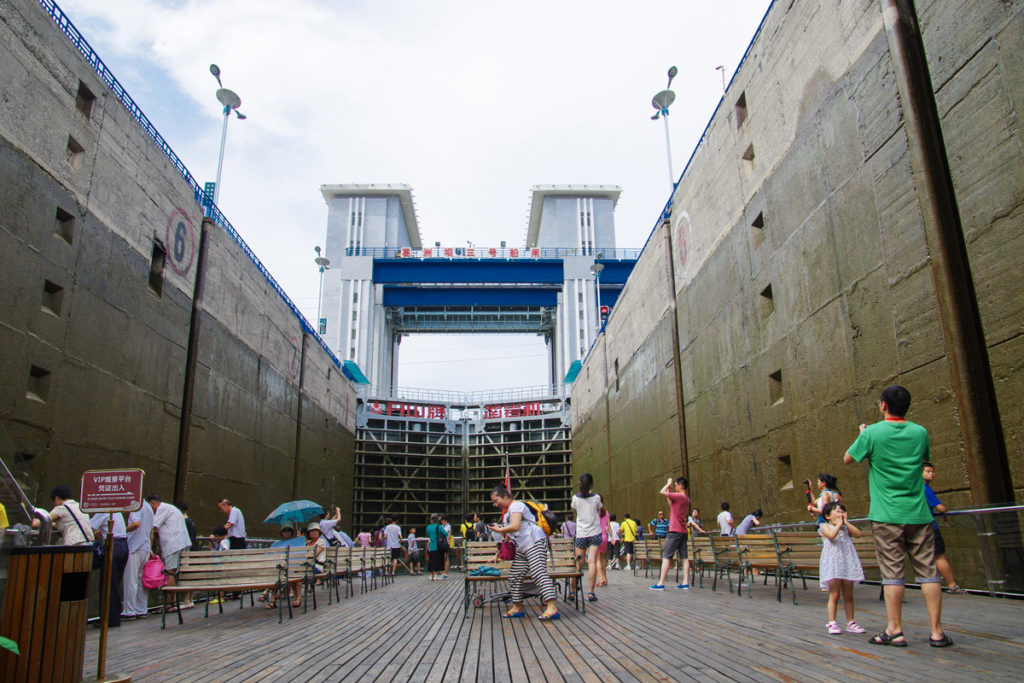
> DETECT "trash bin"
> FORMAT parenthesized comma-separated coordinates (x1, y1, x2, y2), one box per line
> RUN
(0, 546, 92, 683)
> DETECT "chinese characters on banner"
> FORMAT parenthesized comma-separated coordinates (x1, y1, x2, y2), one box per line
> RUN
(80, 468, 145, 513)
(368, 402, 447, 419)
(483, 402, 542, 419)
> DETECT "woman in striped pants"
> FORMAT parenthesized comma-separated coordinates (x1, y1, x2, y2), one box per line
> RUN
(489, 485, 559, 620)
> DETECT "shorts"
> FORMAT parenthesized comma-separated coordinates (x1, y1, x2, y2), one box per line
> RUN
(163, 549, 182, 571)
(390, 548, 404, 560)
(933, 527, 946, 556)
(871, 522, 940, 586)
(622, 541, 635, 555)
(662, 531, 689, 560)
(574, 534, 602, 549)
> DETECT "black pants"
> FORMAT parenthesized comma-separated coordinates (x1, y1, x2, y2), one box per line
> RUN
(107, 538, 129, 626)
(229, 537, 247, 550)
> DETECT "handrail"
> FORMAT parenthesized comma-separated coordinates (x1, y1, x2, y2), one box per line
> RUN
(344, 247, 643, 260)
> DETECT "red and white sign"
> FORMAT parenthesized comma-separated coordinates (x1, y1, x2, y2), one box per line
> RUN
(483, 402, 543, 419)
(80, 468, 145, 513)
(367, 401, 447, 420)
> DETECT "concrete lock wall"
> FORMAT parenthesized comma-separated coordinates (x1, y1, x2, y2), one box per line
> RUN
(572, 0, 1024, 531)
(0, 0, 357, 536)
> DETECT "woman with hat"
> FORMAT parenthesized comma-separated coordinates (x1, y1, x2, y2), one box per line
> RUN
(306, 521, 328, 577)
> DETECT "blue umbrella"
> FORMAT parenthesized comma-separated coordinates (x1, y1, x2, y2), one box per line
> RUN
(264, 500, 325, 526)
(336, 531, 354, 548)
(270, 537, 307, 548)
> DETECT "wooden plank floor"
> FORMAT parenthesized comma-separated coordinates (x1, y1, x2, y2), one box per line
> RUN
(82, 568, 1024, 682)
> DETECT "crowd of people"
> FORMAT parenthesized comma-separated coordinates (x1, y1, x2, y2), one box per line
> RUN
(24, 385, 960, 646)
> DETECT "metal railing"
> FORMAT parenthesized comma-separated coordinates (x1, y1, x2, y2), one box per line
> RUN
(36, 0, 342, 371)
(762, 504, 1024, 598)
(343, 247, 643, 260)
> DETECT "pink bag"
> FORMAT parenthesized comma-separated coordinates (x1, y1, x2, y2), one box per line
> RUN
(142, 553, 167, 589)
(498, 540, 516, 561)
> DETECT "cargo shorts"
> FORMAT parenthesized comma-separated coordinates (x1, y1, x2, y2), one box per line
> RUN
(871, 521, 940, 586)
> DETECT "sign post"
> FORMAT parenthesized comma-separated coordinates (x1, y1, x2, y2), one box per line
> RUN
(80, 468, 145, 683)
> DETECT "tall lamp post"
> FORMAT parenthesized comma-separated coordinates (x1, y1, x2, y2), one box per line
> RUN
(314, 246, 330, 334)
(209, 64, 246, 206)
(650, 66, 678, 192)
(590, 255, 604, 336)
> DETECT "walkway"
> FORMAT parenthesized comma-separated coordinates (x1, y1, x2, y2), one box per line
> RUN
(83, 569, 1023, 682)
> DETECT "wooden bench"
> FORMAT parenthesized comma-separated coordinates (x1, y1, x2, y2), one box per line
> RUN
(463, 538, 583, 617)
(690, 535, 713, 588)
(773, 529, 879, 604)
(734, 533, 784, 601)
(631, 537, 662, 578)
(161, 547, 300, 627)
(707, 533, 742, 593)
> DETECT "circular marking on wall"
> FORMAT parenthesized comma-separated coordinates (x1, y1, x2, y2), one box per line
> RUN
(165, 208, 196, 276)
(289, 335, 301, 380)
(675, 210, 692, 280)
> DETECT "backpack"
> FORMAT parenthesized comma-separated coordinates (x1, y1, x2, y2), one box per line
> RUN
(524, 500, 559, 536)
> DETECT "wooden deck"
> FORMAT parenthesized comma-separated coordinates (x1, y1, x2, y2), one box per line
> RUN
(82, 569, 1024, 682)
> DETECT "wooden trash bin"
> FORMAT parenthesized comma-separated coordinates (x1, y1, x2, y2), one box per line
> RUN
(1, 546, 92, 683)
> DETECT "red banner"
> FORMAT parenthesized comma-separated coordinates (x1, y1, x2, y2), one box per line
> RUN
(80, 468, 145, 513)
(483, 402, 542, 419)
(367, 401, 447, 419)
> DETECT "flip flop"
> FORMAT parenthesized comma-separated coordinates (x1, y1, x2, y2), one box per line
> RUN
(929, 634, 954, 648)
(587, 592, 598, 602)
(869, 630, 907, 647)
(538, 611, 560, 621)
(502, 610, 526, 619)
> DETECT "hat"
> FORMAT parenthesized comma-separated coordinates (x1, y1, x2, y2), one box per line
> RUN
(306, 521, 321, 532)
(280, 523, 295, 532)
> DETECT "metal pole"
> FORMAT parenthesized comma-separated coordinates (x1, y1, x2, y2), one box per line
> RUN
(880, 0, 1011, 505)
(316, 266, 325, 326)
(594, 271, 602, 336)
(96, 514, 114, 680)
(213, 107, 229, 205)
(662, 112, 675, 190)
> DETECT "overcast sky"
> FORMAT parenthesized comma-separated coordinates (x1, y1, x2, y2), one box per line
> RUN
(58, 0, 772, 394)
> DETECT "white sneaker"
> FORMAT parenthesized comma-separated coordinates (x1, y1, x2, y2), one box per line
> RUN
(624, 565, 631, 571)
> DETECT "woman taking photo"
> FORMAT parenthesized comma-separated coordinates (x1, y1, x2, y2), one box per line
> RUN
(571, 472, 605, 602)
(489, 485, 559, 620)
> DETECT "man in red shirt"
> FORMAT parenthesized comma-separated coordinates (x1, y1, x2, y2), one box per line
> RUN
(649, 477, 691, 591)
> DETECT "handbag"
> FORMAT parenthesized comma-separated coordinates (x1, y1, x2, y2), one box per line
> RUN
(436, 525, 450, 552)
(498, 539, 516, 561)
(142, 552, 167, 589)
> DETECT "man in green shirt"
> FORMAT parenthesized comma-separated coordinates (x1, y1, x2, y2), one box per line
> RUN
(844, 385, 952, 648)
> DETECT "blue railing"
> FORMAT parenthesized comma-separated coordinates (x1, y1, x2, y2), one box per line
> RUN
(36, 0, 341, 370)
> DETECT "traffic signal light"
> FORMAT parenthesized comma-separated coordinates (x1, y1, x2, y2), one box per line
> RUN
(600, 305, 609, 321)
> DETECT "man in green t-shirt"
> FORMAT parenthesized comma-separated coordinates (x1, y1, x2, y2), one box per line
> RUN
(844, 385, 952, 648)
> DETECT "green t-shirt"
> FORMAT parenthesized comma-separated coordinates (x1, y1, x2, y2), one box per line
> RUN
(847, 420, 932, 525)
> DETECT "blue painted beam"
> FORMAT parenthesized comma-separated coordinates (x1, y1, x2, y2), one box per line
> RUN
(374, 259, 565, 284)
(382, 286, 561, 307)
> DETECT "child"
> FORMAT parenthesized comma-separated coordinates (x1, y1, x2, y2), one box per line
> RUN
(407, 527, 422, 575)
(717, 502, 735, 536)
(819, 501, 866, 635)
(211, 525, 229, 551)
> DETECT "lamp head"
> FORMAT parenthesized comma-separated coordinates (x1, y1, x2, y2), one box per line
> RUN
(210, 63, 223, 87)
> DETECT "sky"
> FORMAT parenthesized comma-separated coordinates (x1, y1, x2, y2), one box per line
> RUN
(56, 0, 773, 393)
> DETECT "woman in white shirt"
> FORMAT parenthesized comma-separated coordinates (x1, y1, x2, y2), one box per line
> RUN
(31, 485, 92, 545)
(489, 485, 559, 620)
(570, 472, 605, 603)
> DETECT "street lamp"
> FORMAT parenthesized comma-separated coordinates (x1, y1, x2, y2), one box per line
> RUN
(715, 65, 727, 95)
(590, 254, 605, 335)
(314, 246, 330, 334)
(650, 66, 678, 191)
(209, 64, 246, 206)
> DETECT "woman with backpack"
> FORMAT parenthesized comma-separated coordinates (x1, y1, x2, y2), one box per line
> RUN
(489, 485, 559, 620)
(425, 514, 450, 580)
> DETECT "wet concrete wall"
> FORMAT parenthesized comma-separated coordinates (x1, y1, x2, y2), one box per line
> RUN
(573, 0, 1024, 529)
(0, 0, 356, 536)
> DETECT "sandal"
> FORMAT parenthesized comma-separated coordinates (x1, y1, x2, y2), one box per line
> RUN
(945, 585, 965, 594)
(538, 611, 560, 621)
(587, 592, 598, 602)
(502, 609, 526, 619)
(869, 630, 907, 647)
(929, 634, 954, 648)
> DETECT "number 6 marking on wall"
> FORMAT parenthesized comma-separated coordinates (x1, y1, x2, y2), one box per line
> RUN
(165, 208, 196, 276)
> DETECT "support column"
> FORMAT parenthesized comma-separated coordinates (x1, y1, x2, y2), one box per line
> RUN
(881, 0, 1012, 504)
(291, 332, 309, 500)
(174, 218, 212, 503)
(662, 217, 690, 480)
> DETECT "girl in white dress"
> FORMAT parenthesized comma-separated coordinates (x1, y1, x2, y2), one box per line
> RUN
(819, 501, 866, 635)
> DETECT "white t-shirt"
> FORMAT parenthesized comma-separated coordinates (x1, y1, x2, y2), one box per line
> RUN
(216, 538, 230, 551)
(319, 518, 339, 544)
(571, 493, 603, 538)
(90, 512, 127, 539)
(152, 503, 191, 556)
(609, 521, 620, 543)
(126, 505, 154, 554)
(226, 507, 246, 538)
(504, 501, 546, 551)
(50, 500, 92, 546)
(383, 523, 402, 549)
(717, 510, 734, 536)
(407, 533, 419, 552)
